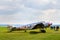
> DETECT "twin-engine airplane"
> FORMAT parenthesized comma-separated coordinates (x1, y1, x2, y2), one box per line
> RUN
(7, 21, 52, 33)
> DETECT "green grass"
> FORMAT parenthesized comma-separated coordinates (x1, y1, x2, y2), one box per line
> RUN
(0, 27, 60, 40)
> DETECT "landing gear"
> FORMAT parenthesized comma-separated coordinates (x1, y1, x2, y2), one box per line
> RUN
(40, 28, 46, 33)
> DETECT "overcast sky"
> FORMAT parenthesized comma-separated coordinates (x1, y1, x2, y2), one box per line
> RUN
(0, 0, 60, 24)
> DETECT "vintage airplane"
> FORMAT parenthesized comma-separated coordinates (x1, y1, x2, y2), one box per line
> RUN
(7, 21, 52, 33)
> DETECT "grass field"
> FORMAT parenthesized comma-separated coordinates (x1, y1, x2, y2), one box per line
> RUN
(0, 27, 60, 40)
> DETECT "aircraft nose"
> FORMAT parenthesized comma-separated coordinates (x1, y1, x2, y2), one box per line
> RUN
(48, 23, 52, 26)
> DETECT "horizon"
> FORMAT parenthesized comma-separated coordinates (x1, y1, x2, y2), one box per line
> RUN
(0, 21, 60, 24)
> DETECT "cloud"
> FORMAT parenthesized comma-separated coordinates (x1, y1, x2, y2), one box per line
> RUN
(41, 9, 60, 23)
(0, 0, 60, 24)
(23, 0, 60, 10)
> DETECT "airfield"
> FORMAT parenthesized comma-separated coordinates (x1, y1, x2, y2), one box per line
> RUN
(0, 27, 60, 40)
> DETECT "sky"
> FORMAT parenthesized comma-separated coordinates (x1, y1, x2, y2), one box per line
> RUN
(0, 0, 60, 24)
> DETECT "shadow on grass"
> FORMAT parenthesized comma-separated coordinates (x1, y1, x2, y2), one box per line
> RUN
(4, 30, 46, 34)
(29, 31, 40, 34)
(29, 31, 46, 34)
(6, 31, 25, 33)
